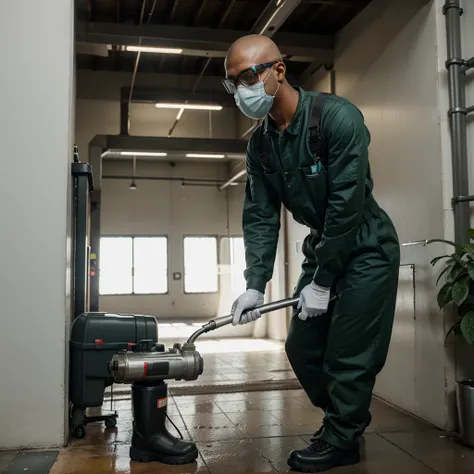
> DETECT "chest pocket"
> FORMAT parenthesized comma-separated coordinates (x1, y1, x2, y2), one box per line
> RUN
(258, 92, 331, 206)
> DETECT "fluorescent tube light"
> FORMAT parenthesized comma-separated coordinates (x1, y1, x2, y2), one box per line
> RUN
(120, 151, 168, 157)
(155, 103, 223, 111)
(125, 46, 183, 54)
(186, 154, 225, 159)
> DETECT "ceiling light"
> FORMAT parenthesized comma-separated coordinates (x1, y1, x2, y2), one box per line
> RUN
(120, 151, 168, 157)
(125, 46, 183, 54)
(186, 154, 225, 159)
(176, 108, 185, 121)
(129, 181, 137, 191)
(155, 103, 223, 111)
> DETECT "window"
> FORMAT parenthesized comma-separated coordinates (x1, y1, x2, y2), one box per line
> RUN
(183, 236, 218, 293)
(99, 236, 168, 295)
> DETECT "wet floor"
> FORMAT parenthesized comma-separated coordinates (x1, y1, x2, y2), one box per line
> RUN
(1, 340, 473, 473)
(0, 389, 470, 474)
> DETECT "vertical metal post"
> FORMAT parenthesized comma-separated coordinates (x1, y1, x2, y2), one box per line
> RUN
(89, 190, 101, 312)
(120, 87, 129, 135)
(72, 162, 94, 319)
(330, 68, 336, 95)
(444, 0, 470, 244)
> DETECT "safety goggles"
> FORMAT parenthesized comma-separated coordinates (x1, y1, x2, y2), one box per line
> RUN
(222, 61, 279, 94)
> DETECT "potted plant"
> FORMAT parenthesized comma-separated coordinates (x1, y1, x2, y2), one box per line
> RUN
(428, 229, 474, 448)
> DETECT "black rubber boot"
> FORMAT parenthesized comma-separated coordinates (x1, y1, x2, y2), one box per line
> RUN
(309, 425, 324, 442)
(287, 439, 360, 473)
(130, 380, 198, 465)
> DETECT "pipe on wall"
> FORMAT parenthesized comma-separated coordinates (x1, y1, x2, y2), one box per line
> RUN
(444, 0, 471, 244)
(102, 174, 245, 187)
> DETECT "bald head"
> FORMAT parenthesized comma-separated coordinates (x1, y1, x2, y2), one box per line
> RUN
(225, 35, 282, 75)
(224, 35, 290, 119)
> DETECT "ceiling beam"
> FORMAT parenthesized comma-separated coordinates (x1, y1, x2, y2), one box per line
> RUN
(75, 22, 334, 63)
(99, 135, 248, 158)
(121, 86, 235, 107)
(251, 0, 303, 37)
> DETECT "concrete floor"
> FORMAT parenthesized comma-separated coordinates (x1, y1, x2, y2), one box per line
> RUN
(1, 340, 473, 473)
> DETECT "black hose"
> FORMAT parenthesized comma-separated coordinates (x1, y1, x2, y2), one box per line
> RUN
(166, 413, 184, 439)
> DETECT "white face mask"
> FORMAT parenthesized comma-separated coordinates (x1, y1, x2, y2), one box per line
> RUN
(234, 72, 281, 120)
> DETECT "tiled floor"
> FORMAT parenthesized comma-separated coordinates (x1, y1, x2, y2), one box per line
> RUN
(39, 389, 473, 474)
(1, 340, 473, 473)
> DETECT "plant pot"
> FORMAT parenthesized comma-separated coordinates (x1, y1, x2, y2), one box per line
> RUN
(456, 380, 474, 448)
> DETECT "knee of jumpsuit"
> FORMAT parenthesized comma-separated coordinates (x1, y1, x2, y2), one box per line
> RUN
(319, 211, 400, 450)
(286, 230, 333, 409)
(285, 310, 333, 410)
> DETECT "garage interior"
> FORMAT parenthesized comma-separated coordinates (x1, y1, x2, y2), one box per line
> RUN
(1, 0, 474, 473)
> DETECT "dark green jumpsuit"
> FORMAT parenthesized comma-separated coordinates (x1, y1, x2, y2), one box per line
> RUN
(243, 87, 400, 450)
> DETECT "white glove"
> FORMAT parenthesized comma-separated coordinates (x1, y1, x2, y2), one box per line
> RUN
(231, 290, 264, 326)
(297, 282, 331, 320)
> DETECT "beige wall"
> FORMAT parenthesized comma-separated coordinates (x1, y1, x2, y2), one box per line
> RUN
(99, 159, 245, 322)
(290, 0, 453, 429)
(75, 75, 249, 333)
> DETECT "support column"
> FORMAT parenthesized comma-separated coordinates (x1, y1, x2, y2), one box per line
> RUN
(0, 0, 75, 449)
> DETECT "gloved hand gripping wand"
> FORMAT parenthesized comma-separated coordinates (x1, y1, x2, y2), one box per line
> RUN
(187, 295, 337, 344)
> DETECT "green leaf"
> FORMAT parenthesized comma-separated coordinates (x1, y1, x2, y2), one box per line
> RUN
(460, 311, 474, 344)
(469, 229, 474, 241)
(461, 244, 474, 258)
(445, 321, 461, 341)
(468, 261, 474, 281)
(454, 268, 468, 282)
(436, 265, 452, 285)
(452, 278, 470, 306)
(438, 282, 453, 309)
(458, 300, 473, 317)
(430, 255, 451, 266)
(449, 263, 466, 282)
(452, 254, 468, 267)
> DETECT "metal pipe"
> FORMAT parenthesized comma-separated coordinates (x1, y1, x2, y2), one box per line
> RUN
(401, 240, 429, 247)
(219, 169, 246, 191)
(453, 195, 474, 204)
(444, 0, 470, 244)
(467, 105, 474, 115)
(126, 0, 158, 135)
(330, 68, 336, 95)
(102, 174, 228, 184)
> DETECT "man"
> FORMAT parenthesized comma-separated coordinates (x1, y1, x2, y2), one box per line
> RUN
(224, 35, 400, 472)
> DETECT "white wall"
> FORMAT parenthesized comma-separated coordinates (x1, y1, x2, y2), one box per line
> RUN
(75, 72, 249, 331)
(291, 0, 454, 429)
(0, 0, 74, 449)
(99, 159, 245, 321)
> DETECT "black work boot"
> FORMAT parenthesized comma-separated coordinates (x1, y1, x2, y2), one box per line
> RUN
(287, 439, 360, 473)
(309, 425, 324, 442)
(130, 381, 198, 465)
